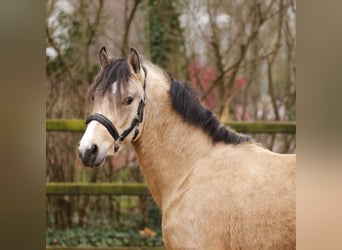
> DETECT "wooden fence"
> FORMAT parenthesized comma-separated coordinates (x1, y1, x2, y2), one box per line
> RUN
(46, 119, 296, 134)
(46, 119, 296, 197)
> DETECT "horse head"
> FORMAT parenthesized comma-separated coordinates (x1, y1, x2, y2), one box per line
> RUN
(78, 47, 146, 167)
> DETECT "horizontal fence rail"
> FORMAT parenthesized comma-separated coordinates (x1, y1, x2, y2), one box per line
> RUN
(46, 119, 296, 134)
(47, 183, 150, 195)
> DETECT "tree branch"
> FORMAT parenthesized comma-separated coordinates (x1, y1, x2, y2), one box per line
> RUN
(87, 0, 104, 46)
(201, 50, 277, 101)
(121, 0, 142, 56)
(203, 2, 268, 102)
(266, 0, 285, 121)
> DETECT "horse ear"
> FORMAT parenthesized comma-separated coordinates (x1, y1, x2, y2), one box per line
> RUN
(128, 48, 141, 74)
(99, 46, 109, 68)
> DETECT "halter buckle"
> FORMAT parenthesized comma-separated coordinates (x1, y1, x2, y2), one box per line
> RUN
(114, 142, 120, 153)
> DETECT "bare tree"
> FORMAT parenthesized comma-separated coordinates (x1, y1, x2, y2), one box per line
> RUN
(180, 0, 295, 152)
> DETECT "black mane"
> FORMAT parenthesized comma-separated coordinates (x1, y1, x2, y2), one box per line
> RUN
(169, 79, 253, 145)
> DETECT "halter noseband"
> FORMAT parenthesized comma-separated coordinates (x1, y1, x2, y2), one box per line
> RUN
(85, 66, 147, 153)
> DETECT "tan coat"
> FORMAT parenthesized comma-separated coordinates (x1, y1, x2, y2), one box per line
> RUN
(133, 62, 296, 250)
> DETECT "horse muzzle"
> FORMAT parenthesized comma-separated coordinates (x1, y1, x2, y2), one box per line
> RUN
(78, 143, 105, 168)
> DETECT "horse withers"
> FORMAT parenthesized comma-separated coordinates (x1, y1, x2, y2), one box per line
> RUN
(78, 47, 296, 250)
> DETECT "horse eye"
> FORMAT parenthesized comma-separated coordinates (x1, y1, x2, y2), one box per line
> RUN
(123, 96, 134, 105)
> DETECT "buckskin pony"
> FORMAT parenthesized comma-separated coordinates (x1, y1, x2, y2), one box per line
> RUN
(78, 47, 296, 250)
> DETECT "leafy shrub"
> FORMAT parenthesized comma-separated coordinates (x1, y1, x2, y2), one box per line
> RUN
(46, 220, 163, 247)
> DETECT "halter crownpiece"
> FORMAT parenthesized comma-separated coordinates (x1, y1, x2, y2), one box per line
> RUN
(85, 66, 147, 153)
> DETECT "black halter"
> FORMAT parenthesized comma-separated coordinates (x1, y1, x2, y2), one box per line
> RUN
(85, 66, 147, 153)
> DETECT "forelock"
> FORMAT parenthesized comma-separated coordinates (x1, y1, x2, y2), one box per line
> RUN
(87, 58, 131, 106)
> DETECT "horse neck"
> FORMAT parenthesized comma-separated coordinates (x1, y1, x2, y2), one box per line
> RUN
(133, 66, 212, 208)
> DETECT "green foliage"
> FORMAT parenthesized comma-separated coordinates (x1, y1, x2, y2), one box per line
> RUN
(46, 211, 163, 247)
(46, 226, 163, 247)
(146, 197, 162, 229)
(46, 190, 163, 247)
(148, 0, 168, 66)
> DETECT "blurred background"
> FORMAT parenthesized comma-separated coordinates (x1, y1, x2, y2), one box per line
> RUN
(46, 0, 296, 248)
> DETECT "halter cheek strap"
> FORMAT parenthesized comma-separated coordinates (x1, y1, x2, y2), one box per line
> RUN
(85, 66, 147, 153)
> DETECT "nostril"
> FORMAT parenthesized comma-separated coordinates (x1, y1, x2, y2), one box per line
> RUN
(79, 144, 99, 167)
(91, 144, 98, 154)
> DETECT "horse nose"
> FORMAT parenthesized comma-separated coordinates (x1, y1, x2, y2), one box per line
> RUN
(78, 144, 98, 167)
